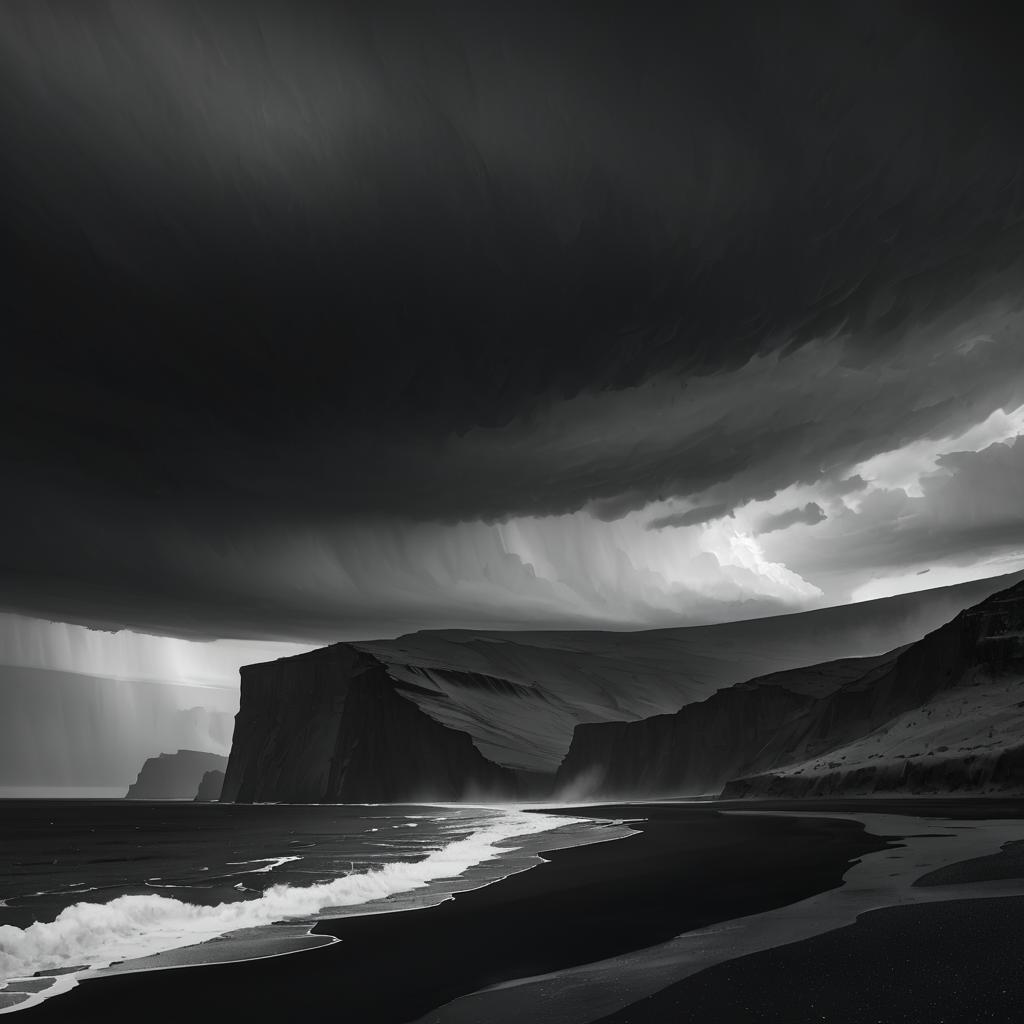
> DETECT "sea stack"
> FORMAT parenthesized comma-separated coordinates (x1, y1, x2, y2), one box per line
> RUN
(193, 769, 226, 802)
(125, 750, 229, 800)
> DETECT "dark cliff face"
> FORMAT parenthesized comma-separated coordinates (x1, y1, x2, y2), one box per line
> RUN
(555, 653, 897, 799)
(125, 749, 228, 800)
(220, 603, 932, 805)
(221, 644, 525, 803)
(222, 645, 364, 803)
(559, 580, 1024, 801)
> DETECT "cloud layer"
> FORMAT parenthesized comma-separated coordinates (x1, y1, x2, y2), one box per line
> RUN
(3, 2, 1024, 637)
(764, 438, 1024, 593)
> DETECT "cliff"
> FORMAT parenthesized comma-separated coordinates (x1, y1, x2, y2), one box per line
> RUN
(194, 769, 225, 802)
(723, 580, 1024, 797)
(125, 749, 228, 800)
(221, 646, 527, 803)
(555, 652, 899, 799)
(220, 604, 936, 804)
(559, 580, 1024, 801)
(221, 572, 1024, 804)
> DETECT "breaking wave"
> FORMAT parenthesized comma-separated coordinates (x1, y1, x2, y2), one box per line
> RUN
(0, 810, 576, 986)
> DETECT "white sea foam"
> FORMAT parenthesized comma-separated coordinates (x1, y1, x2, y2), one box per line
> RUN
(0, 810, 578, 987)
(225, 856, 302, 874)
(3, 886, 99, 905)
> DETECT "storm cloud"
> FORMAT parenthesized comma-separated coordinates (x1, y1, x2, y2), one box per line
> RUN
(647, 504, 734, 531)
(756, 503, 827, 536)
(4, 1, 1024, 637)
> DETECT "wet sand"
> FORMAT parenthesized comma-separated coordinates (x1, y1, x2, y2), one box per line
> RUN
(596, 894, 1024, 1023)
(426, 799, 1024, 1024)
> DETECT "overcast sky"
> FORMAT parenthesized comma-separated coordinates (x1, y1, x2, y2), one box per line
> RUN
(4, 1, 1024, 646)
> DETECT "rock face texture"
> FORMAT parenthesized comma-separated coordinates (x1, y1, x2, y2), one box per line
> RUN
(221, 572, 1024, 804)
(221, 646, 527, 803)
(125, 750, 228, 800)
(193, 769, 225, 802)
(561, 580, 1024, 800)
(555, 652, 901, 799)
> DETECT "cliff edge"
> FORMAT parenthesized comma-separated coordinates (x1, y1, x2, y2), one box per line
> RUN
(221, 645, 525, 803)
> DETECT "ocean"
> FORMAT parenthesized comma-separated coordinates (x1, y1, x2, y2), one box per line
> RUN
(0, 800, 619, 1014)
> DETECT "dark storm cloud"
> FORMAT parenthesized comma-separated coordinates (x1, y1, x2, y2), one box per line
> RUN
(620, 324, 1024, 538)
(647, 504, 734, 530)
(756, 503, 826, 536)
(4, 0, 1024, 634)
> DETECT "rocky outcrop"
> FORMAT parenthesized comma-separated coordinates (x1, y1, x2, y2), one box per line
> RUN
(193, 769, 225, 802)
(125, 749, 228, 800)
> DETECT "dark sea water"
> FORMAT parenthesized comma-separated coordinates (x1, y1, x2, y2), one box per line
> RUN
(0, 800, 613, 1013)
(0, 800, 486, 929)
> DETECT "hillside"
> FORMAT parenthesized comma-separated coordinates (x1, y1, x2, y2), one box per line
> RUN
(558, 578, 1024, 801)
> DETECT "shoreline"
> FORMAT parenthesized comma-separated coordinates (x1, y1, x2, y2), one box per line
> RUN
(14, 802, 886, 1022)
(431, 799, 1024, 1023)
(12, 797, 1024, 1023)
(0, 807, 629, 1015)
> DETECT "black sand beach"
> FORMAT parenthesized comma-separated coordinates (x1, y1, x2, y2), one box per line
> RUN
(19, 798, 1024, 1024)
(592, 798, 1024, 1024)
(599, 894, 1024, 1024)
(20, 804, 884, 1023)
